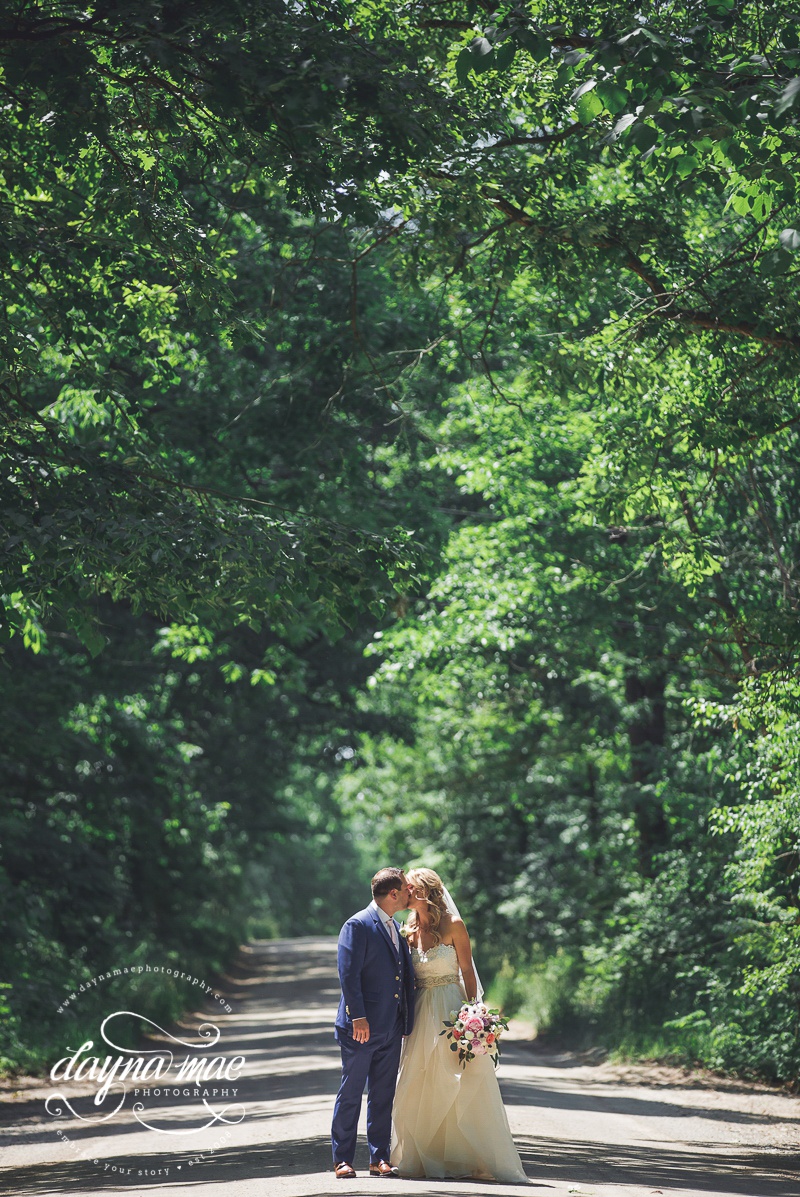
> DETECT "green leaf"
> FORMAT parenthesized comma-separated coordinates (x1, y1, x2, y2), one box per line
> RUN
(596, 80, 629, 114)
(674, 154, 699, 178)
(471, 37, 495, 74)
(751, 189, 772, 219)
(572, 78, 597, 101)
(455, 48, 473, 87)
(493, 41, 516, 72)
(470, 36, 493, 58)
(516, 30, 551, 61)
(729, 190, 753, 216)
(576, 89, 603, 124)
(716, 138, 748, 168)
(611, 113, 637, 138)
(776, 77, 800, 117)
(759, 247, 793, 275)
(629, 122, 658, 153)
(779, 227, 800, 251)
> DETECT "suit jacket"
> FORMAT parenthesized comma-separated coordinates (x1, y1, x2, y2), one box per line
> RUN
(334, 904, 415, 1041)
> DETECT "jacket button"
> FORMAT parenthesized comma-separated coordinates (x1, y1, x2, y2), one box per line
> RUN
(394, 993, 399, 999)
(395, 975, 399, 981)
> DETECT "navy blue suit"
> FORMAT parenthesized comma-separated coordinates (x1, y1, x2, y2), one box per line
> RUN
(331, 903, 415, 1166)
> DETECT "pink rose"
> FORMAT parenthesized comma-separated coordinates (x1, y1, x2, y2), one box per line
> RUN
(471, 1041, 488, 1056)
(466, 1016, 484, 1033)
(486, 1032, 495, 1044)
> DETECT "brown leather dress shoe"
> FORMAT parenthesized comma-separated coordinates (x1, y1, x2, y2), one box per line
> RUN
(334, 1162, 357, 1178)
(369, 1160, 398, 1177)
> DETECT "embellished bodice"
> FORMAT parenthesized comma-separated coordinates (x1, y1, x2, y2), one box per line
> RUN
(410, 941, 461, 990)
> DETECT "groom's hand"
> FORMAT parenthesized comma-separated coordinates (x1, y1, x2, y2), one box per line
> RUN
(352, 1017, 370, 1044)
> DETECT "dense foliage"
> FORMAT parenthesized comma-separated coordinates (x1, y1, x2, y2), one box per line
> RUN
(1, 1, 798, 1081)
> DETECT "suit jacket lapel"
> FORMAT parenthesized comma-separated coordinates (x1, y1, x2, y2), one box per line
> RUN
(371, 909, 399, 959)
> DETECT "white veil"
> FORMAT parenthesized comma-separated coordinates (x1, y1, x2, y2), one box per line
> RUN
(441, 883, 484, 1004)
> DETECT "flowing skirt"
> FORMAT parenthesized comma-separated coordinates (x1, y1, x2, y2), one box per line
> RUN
(391, 980, 527, 1183)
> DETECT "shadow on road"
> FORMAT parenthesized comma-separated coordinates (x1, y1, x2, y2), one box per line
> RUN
(1, 1134, 797, 1196)
(1, 938, 798, 1197)
(517, 1135, 798, 1196)
(500, 1066, 800, 1127)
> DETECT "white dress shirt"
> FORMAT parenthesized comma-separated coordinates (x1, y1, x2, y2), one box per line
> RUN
(370, 899, 399, 949)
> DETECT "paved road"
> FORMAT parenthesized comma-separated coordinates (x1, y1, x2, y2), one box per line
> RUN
(1, 938, 798, 1197)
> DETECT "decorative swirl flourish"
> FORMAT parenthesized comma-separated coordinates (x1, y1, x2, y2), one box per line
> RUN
(45, 1088, 126, 1122)
(131, 1099, 245, 1135)
(101, 1010, 220, 1057)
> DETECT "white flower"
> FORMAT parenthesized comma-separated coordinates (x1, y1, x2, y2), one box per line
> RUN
(464, 1030, 475, 1040)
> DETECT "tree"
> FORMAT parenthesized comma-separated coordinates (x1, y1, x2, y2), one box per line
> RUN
(3, 0, 799, 1084)
(0, 0, 460, 646)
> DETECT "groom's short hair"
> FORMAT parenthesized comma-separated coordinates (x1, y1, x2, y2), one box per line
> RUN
(371, 867, 405, 898)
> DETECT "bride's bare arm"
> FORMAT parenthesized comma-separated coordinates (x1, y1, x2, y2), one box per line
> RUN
(449, 918, 478, 1003)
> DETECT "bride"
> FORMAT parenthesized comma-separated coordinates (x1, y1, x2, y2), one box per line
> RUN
(391, 868, 528, 1184)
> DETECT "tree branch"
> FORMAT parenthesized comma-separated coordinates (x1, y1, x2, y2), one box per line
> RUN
(0, 17, 102, 42)
(487, 195, 800, 350)
(679, 488, 756, 669)
(487, 122, 584, 150)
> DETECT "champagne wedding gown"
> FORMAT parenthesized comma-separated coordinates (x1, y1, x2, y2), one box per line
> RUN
(391, 942, 527, 1183)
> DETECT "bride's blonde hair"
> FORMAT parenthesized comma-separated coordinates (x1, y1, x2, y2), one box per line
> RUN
(406, 868, 449, 946)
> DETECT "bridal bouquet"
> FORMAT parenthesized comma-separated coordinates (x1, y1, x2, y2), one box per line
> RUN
(440, 1002, 509, 1068)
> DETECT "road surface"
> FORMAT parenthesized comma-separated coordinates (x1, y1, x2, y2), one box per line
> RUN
(1, 938, 798, 1197)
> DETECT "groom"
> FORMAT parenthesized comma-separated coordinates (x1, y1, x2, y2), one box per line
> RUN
(331, 867, 415, 1179)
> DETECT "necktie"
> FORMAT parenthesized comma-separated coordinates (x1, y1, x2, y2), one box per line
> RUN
(386, 918, 398, 950)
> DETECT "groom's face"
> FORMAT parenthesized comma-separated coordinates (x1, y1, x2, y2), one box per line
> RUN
(392, 875, 411, 912)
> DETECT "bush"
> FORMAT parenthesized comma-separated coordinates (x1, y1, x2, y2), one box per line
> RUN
(488, 950, 581, 1035)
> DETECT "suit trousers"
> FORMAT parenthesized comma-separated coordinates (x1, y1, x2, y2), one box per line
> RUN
(331, 1015, 403, 1165)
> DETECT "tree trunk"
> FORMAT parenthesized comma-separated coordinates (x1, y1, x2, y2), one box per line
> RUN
(626, 670, 667, 876)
